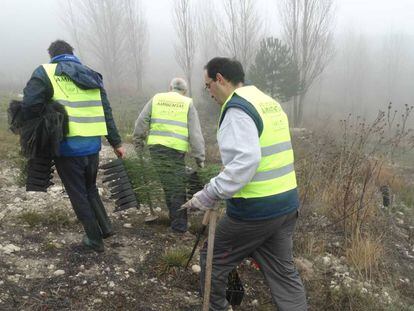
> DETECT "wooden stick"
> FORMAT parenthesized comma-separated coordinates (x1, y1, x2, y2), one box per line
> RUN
(203, 209, 217, 311)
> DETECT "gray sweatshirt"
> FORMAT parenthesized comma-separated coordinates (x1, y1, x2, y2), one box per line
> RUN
(133, 95, 205, 163)
(205, 107, 261, 200)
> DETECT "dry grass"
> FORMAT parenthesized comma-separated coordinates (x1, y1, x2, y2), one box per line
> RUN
(345, 233, 384, 281)
(294, 105, 414, 291)
(295, 231, 326, 259)
(0, 130, 19, 160)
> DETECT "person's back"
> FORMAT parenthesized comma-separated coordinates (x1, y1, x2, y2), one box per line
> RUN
(22, 40, 125, 252)
(133, 77, 205, 234)
(147, 90, 193, 153)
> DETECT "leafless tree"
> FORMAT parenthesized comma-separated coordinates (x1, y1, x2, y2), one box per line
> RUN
(338, 30, 371, 117)
(80, 0, 128, 93)
(196, 0, 220, 64)
(123, 0, 148, 93)
(382, 32, 407, 103)
(278, 0, 335, 126)
(173, 0, 197, 96)
(61, 0, 148, 95)
(219, 0, 263, 69)
(61, 0, 84, 60)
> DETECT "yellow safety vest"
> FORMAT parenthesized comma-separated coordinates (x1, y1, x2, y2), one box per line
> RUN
(147, 92, 191, 152)
(219, 85, 297, 199)
(42, 63, 108, 137)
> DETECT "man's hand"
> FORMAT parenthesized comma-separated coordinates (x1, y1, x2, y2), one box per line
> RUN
(181, 189, 217, 211)
(113, 145, 126, 159)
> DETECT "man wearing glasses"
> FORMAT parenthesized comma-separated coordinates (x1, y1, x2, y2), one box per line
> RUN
(182, 58, 307, 310)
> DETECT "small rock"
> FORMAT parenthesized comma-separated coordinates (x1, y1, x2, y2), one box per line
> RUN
(39, 291, 47, 296)
(123, 223, 132, 228)
(396, 218, 404, 225)
(7, 275, 20, 282)
(93, 298, 102, 304)
(251, 299, 259, 306)
(191, 265, 201, 274)
(82, 280, 87, 285)
(322, 256, 331, 266)
(109, 281, 115, 287)
(1, 244, 21, 254)
(155, 207, 162, 212)
(53, 270, 65, 276)
(128, 268, 136, 273)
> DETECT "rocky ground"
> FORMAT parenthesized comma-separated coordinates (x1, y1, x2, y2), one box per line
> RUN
(0, 144, 413, 310)
(0, 145, 278, 311)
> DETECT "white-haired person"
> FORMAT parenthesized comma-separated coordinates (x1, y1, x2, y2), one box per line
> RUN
(133, 78, 205, 235)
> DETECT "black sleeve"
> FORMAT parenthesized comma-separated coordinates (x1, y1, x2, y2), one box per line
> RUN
(101, 88, 122, 148)
(22, 66, 53, 121)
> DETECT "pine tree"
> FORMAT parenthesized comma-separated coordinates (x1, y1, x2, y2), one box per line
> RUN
(248, 37, 300, 102)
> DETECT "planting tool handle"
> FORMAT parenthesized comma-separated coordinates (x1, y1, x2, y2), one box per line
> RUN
(203, 209, 217, 311)
(202, 210, 211, 226)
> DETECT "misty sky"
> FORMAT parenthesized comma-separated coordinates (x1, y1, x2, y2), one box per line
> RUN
(1, 0, 414, 86)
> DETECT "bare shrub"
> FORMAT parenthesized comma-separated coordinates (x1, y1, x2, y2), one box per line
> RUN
(295, 104, 413, 282)
(297, 104, 413, 240)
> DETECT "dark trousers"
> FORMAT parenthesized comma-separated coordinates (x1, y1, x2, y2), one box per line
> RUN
(200, 210, 307, 311)
(149, 145, 187, 232)
(55, 153, 108, 225)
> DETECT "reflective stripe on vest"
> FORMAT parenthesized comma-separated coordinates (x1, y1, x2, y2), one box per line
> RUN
(147, 92, 191, 152)
(219, 85, 297, 198)
(42, 63, 108, 137)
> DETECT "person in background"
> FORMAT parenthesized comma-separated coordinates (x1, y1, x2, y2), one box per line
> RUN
(133, 78, 205, 235)
(22, 39, 125, 252)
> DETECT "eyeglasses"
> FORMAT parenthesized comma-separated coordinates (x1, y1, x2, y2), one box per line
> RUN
(204, 79, 214, 90)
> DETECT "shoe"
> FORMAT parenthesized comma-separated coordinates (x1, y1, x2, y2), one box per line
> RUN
(81, 219, 104, 253)
(82, 235, 104, 253)
(102, 231, 115, 239)
(167, 228, 194, 241)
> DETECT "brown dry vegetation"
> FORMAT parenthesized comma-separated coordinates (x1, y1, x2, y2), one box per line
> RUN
(1, 94, 414, 310)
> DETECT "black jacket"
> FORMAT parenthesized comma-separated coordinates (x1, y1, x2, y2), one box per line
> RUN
(8, 99, 68, 158)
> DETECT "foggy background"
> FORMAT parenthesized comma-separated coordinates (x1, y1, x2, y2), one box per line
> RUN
(1, 0, 414, 125)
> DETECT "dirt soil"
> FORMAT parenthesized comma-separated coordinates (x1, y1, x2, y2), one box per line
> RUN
(0, 145, 275, 311)
(1, 143, 413, 311)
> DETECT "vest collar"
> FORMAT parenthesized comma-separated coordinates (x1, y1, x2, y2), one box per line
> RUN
(50, 54, 82, 64)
